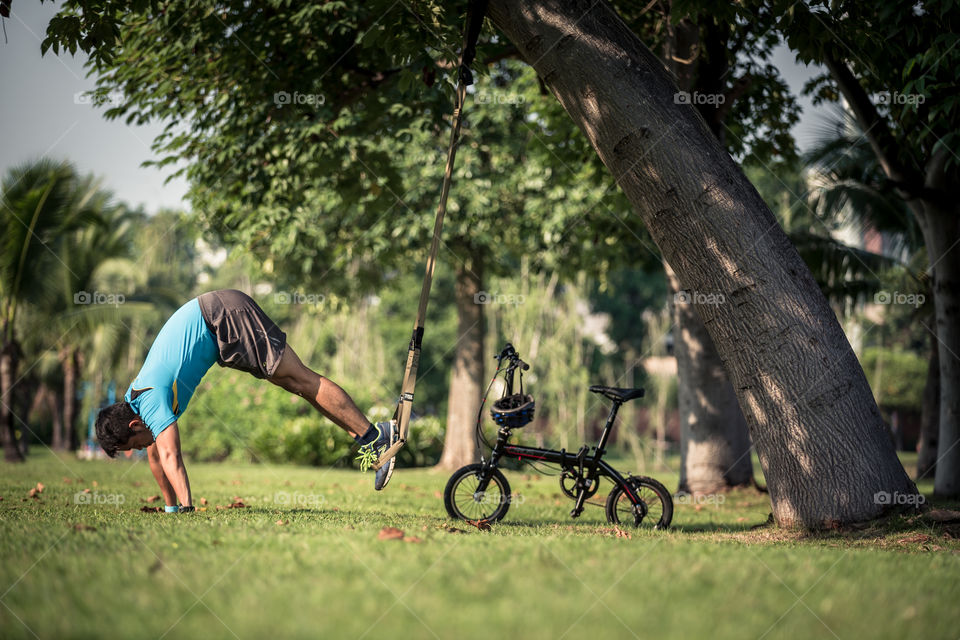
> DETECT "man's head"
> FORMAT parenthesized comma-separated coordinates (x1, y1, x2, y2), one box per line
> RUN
(95, 402, 155, 457)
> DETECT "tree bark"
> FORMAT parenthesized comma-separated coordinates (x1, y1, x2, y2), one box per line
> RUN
(917, 329, 940, 481)
(487, 0, 917, 527)
(62, 346, 78, 452)
(1, 339, 25, 462)
(916, 198, 960, 497)
(436, 249, 484, 470)
(47, 385, 65, 451)
(667, 264, 754, 494)
(660, 15, 754, 495)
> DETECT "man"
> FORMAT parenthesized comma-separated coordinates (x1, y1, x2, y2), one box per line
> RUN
(95, 289, 397, 511)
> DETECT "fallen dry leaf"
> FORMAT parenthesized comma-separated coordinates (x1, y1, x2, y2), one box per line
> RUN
(276, 519, 289, 526)
(200, 497, 208, 506)
(36, 482, 45, 492)
(378, 526, 405, 541)
(216, 498, 247, 510)
(433, 491, 443, 499)
(62, 477, 72, 484)
(465, 519, 492, 532)
(614, 527, 632, 539)
(82, 488, 91, 494)
(73, 523, 96, 532)
(140, 506, 162, 513)
(403, 536, 424, 543)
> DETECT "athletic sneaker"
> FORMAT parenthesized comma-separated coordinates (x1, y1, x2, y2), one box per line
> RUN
(355, 420, 398, 491)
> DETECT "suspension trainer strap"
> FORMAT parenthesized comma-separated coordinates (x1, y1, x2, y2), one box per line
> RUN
(373, 1, 488, 469)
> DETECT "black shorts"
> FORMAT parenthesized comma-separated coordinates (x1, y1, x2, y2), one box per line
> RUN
(197, 289, 287, 379)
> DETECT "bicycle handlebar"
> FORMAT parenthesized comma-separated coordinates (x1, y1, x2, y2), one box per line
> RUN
(495, 343, 529, 370)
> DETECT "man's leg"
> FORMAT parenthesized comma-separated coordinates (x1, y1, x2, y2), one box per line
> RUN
(268, 344, 398, 489)
(267, 346, 370, 439)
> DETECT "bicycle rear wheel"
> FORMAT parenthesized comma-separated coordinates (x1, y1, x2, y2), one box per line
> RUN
(444, 463, 512, 522)
(605, 476, 673, 529)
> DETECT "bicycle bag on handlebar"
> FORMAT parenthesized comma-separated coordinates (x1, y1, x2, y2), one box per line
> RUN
(491, 393, 535, 428)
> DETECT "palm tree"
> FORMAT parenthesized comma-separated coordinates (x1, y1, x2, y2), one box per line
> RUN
(0, 160, 97, 461)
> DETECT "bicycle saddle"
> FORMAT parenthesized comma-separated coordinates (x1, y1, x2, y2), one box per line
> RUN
(588, 386, 645, 403)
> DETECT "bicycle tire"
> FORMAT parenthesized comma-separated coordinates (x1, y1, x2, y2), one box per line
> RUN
(605, 476, 673, 529)
(443, 463, 512, 523)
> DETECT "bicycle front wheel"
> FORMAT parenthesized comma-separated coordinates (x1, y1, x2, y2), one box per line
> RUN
(605, 476, 673, 529)
(443, 463, 512, 523)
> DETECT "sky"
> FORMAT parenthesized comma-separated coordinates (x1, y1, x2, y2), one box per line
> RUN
(1, 2, 832, 215)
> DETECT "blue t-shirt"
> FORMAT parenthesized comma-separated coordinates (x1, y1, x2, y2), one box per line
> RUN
(125, 298, 218, 438)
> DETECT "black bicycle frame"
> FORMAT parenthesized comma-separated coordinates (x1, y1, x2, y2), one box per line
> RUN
(476, 381, 642, 511)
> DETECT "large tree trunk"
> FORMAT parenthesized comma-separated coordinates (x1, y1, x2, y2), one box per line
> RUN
(1, 339, 25, 462)
(487, 0, 917, 527)
(667, 264, 754, 494)
(47, 385, 65, 451)
(917, 197, 960, 497)
(916, 329, 940, 480)
(436, 250, 484, 470)
(659, 8, 754, 495)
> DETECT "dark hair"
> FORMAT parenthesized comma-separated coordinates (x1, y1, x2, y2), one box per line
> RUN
(95, 402, 138, 458)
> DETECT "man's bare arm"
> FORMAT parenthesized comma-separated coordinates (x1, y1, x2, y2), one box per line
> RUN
(154, 422, 192, 508)
(146, 442, 178, 506)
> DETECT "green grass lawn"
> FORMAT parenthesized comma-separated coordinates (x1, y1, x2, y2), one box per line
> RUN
(1, 450, 958, 639)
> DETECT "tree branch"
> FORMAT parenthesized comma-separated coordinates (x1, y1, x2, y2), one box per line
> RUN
(823, 55, 918, 189)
